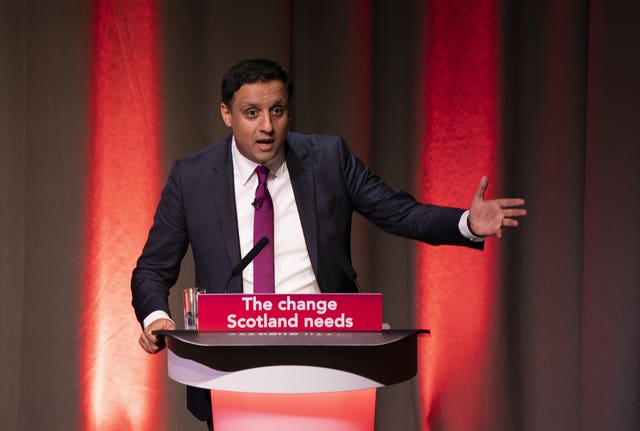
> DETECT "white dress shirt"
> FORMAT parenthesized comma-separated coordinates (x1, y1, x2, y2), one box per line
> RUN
(231, 137, 320, 294)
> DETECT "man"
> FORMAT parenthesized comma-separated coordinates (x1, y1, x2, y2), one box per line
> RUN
(131, 58, 526, 428)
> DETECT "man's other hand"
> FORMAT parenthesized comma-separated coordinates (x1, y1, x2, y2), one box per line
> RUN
(139, 318, 176, 354)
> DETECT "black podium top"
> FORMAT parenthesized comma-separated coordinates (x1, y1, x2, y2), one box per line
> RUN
(156, 329, 428, 387)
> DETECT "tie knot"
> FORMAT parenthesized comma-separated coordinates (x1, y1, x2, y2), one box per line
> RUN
(255, 165, 270, 184)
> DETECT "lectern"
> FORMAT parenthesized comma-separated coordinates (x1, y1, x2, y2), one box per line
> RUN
(157, 329, 428, 431)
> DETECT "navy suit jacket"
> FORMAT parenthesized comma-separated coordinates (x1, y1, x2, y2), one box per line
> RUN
(132, 132, 480, 323)
(131, 132, 481, 421)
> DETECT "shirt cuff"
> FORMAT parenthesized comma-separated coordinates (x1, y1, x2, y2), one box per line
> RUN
(459, 210, 485, 242)
(143, 310, 174, 329)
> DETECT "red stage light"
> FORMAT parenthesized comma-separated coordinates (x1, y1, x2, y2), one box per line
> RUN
(80, 1, 163, 429)
(416, 1, 501, 430)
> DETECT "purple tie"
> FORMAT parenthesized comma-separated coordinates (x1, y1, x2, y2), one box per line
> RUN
(253, 165, 275, 293)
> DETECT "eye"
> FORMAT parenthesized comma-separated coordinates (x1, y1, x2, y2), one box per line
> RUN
(246, 109, 259, 118)
(271, 106, 285, 116)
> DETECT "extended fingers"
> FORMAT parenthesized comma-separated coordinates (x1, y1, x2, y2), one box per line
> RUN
(497, 198, 526, 208)
(502, 208, 527, 218)
(501, 217, 520, 228)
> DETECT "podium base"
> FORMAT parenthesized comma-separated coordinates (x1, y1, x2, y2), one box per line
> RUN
(210, 388, 376, 431)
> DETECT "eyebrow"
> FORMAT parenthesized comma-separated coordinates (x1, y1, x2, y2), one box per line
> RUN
(239, 99, 288, 110)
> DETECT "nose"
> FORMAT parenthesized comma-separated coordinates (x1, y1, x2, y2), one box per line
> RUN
(259, 111, 274, 134)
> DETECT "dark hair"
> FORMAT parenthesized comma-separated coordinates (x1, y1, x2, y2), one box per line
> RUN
(221, 59, 292, 106)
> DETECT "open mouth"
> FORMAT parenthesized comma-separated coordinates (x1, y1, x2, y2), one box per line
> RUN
(256, 139, 275, 149)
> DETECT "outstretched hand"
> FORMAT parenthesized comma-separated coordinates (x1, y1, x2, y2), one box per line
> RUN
(468, 176, 526, 238)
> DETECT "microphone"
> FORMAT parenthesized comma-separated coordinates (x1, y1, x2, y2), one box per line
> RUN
(225, 236, 269, 292)
(252, 198, 263, 209)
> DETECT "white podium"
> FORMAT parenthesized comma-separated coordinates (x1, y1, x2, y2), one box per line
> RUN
(157, 330, 428, 431)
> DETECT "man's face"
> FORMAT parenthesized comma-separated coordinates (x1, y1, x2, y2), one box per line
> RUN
(220, 80, 290, 165)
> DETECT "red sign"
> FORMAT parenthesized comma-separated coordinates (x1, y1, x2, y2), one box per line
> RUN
(197, 293, 382, 331)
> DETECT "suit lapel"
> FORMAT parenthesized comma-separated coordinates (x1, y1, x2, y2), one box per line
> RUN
(207, 136, 242, 292)
(286, 138, 319, 278)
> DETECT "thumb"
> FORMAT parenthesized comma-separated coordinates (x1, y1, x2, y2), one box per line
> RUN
(146, 318, 176, 339)
(474, 176, 489, 201)
(159, 319, 176, 330)
(153, 318, 176, 334)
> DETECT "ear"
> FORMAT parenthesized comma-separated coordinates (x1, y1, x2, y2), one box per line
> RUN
(220, 103, 232, 127)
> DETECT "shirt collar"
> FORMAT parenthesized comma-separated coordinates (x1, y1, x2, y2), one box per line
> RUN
(231, 135, 286, 186)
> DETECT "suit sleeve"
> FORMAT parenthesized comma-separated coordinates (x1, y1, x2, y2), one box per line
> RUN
(131, 161, 190, 325)
(337, 139, 481, 248)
